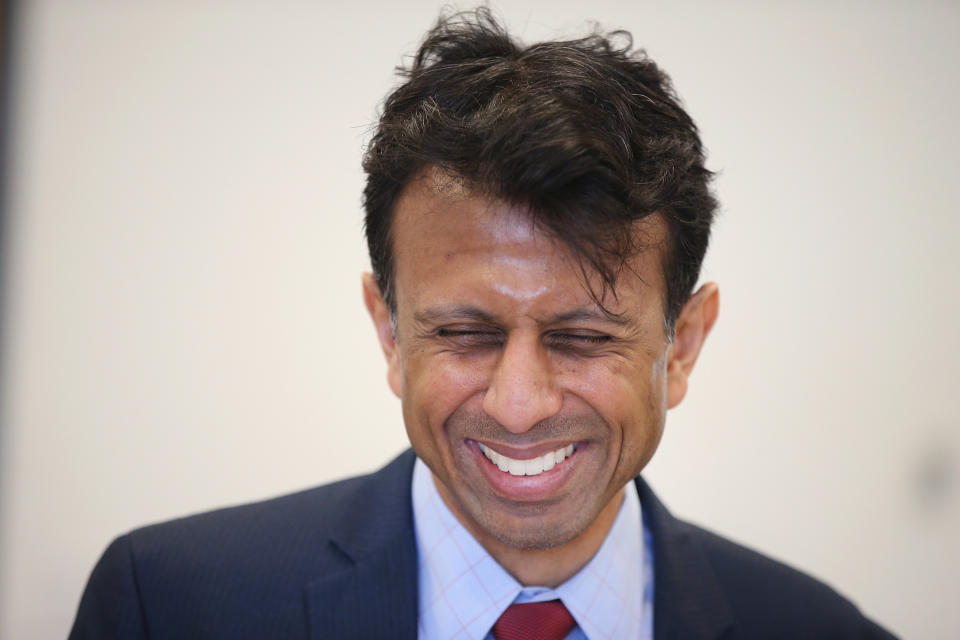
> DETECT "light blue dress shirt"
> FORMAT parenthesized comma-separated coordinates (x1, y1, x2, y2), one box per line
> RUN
(411, 458, 654, 640)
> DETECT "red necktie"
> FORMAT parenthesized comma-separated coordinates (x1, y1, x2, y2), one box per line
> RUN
(492, 599, 576, 640)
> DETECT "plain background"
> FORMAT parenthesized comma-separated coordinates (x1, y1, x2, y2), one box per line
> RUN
(2, 1, 958, 638)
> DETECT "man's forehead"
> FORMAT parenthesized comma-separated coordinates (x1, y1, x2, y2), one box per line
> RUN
(394, 169, 540, 244)
(391, 168, 668, 304)
(396, 167, 665, 248)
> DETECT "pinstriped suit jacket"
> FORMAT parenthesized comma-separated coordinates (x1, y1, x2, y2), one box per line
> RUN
(69, 449, 896, 639)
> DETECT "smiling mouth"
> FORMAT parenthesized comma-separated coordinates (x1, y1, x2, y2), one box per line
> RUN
(477, 442, 577, 477)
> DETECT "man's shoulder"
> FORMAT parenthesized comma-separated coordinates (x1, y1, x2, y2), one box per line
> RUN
(71, 451, 419, 639)
(127, 449, 417, 563)
(668, 513, 897, 639)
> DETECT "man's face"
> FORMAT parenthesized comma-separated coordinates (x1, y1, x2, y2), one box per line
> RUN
(364, 173, 713, 551)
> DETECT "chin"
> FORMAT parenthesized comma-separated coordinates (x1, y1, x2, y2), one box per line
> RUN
(490, 527, 578, 551)
(478, 505, 602, 551)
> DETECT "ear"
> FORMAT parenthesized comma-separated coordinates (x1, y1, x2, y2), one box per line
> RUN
(666, 282, 719, 409)
(362, 272, 403, 398)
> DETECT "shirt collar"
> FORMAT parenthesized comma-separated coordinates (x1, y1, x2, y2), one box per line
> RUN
(411, 457, 651, 639)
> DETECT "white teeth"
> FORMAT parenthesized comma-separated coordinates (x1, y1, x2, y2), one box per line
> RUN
(478, 442, 577, 477)
(524, 456, 544, 476)
(480, 444, 512, 472)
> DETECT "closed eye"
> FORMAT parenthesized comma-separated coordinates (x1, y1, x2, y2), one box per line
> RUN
(437, 328, 498, 337)
(436, 327, 504, 345)
(547, 332, 613, 347)
(434, 328, 612, 350)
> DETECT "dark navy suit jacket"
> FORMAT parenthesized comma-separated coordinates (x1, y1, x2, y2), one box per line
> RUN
(69, 450, 896, 639)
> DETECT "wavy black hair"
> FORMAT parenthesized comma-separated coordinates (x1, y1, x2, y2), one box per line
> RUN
(363, 8, 717, 331)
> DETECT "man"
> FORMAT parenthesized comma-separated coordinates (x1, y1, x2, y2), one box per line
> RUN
(70, 9, 895, 639)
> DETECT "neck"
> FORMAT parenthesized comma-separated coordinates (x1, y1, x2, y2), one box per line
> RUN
(433, 475, 624, 587)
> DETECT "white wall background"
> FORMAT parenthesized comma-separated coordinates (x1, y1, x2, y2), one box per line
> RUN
(2, 1, 958, 638)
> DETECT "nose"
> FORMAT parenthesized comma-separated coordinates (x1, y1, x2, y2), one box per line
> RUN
(481, 333, 563, 433)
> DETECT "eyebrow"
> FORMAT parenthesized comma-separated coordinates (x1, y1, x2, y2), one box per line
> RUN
(414, 305, 498, 325)
(413, 305, 631, 327)
(548, 308, 632, 327)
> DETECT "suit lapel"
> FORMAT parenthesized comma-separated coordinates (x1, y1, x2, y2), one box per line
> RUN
(305, 451, 419, 640)
(637, 477, 738, 640)
(302, 453, 737, 639)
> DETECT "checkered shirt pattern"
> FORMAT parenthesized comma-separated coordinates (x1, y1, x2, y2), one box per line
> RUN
(412, 458, 654, 640)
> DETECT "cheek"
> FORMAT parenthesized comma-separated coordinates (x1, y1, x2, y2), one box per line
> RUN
(562, 358, 658, 424)
(624, 354, 671, 468)
(563, 357, 667, 470)
(402, 354, 491, 435)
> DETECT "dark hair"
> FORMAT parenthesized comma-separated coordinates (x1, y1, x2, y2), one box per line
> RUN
(363, 8, 716, 331)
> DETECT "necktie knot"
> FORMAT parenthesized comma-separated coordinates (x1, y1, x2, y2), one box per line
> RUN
(492, 599, 576, 640)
